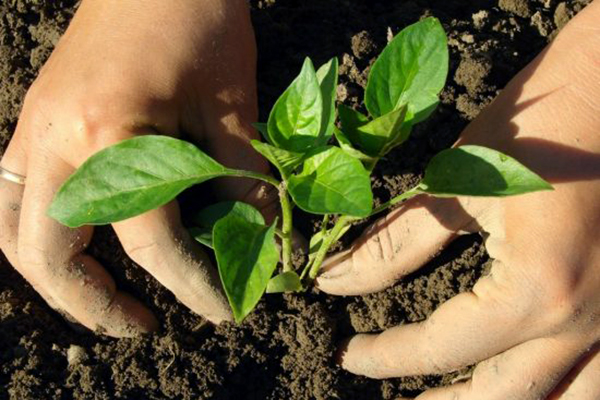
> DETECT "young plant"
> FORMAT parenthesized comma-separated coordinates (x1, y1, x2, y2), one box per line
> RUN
(47, 18, 552, 323)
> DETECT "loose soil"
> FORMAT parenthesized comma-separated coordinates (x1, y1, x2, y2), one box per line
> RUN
(0, 1, 591, 399)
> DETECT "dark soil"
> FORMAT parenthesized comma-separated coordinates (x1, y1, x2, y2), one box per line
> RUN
(0, 1, 591, 399)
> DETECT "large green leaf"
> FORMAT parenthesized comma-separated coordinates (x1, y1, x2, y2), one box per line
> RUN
(338, 105, 409, 157)
(288, 147, 373, 217)
(365, 17, 448, 122)
(193, 201, 265, 229)
(419, 145, 553, 197)
(48, 136, 232, 227)
(214, 215, 279, 323)
(316, 58, 339, 144)
(251, 140, 304, 179)
(267, 57, 323, 152)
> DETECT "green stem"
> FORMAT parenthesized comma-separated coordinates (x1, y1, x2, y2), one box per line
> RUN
(224, 169, 293, 271)
(321, 214, 330, 234)
(226, 169, 281, 188)
(308, 215, 352, 279)
(279, 185, 294, 272)
(369, 186, 423, 217)
(364, 158, 380, 173)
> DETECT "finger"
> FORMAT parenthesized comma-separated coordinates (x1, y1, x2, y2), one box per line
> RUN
(113, 201, 233, 324)
(18, 153, 157, 337)
(179, 5, 280, 221)
(414, 337, 584, 400)
(317, 195, 491, 295)
(0, 132, 27, 267)
(550, 346, 600, 399)
(0, 132, 59, 306)
(336, 260, 543, 378)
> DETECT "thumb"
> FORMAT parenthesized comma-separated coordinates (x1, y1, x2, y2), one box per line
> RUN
(316, 195, 488, 296)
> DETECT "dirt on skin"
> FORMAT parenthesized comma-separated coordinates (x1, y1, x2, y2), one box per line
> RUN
(0, 1, 591, 399)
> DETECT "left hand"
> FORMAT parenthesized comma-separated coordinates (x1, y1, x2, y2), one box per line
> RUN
(317, 1, 600, 398)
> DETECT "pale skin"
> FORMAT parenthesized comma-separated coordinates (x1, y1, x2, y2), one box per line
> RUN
(0, 0, 277, 336)
(317, 1, 600, 398)
(0, 0, 599, 398)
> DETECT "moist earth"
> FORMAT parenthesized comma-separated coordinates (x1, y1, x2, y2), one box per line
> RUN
(0, 1, 590, 399)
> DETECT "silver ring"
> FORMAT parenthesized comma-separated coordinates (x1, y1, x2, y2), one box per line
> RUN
(0, 165, 26, 185)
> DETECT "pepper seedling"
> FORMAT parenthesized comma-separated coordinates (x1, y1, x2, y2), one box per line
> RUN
(48, 18, 552, 323)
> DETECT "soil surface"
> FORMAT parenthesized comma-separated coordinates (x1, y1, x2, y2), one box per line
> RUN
(0, 1, 591, 399)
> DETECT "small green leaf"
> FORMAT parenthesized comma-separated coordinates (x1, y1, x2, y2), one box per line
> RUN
(189, 227, 213, 248)
(214, 216, 279, 323)
(266, 271, 303, 293)
(338, 105, 370, 148)
(338, 105, 409, 157)
(267, 57, 323, 152)
(420, 145, 553, 197)
(365, 17, 448, 122)
(333, 127, 379, 164)
(316, 58, 339, 144)
(48, 136, 232, 228)
(193, 200, 264, 229)
(252, 122, 271, 144)
(288, 147, 373, 217)
(251, 140, 304, 179)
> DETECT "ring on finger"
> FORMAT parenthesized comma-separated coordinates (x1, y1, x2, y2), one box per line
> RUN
(0, 165, 26, 185)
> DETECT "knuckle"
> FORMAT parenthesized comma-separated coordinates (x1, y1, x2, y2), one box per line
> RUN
(364, 214, 400, 263)
(122, 238, 161, 266)
(17, 241, 62, 281)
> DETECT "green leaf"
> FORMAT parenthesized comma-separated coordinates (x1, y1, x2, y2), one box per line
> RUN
(252, 122, 271, 144)
(266, 271, 303, 293)
(420, 145, 553, 197)
(193, 201, 264, 229)
(48, 136, 232, 228)
(189, 227, 213, 248)
(288, 147, 373, 217)
(191, 201, 264, 249)
(251, 140, 304, 179)
(316, 58, 339, 144)
(267, 57, 323, 152)
(214, 215, 279, 323)
(333, 127, 379, 164)
(365, 17, 448, 122)
(338, 105, 409, 157)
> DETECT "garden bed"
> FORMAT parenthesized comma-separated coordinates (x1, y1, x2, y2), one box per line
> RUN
(0, 1, 590, 399)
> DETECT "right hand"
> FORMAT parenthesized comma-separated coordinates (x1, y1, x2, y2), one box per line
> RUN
(317, 2, 600, 398)
(0, 0, 275, 337)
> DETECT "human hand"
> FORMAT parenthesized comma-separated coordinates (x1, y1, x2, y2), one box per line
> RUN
(0, 0, 273, 337)
(317, 1, 600, 398)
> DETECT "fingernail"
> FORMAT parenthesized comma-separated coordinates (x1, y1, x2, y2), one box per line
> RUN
(318, 249, 353, 280)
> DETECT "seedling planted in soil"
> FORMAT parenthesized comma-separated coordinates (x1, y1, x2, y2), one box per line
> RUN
(48, 18, 552, 323)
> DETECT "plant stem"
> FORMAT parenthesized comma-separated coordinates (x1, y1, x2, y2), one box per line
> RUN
(279, 185, 294, 272)
(223, 169, 294, 271)
(364, 158, 380, 173)
(226, 169, 281, 188)
(308, 215, 352, 279)
(321, 214, 330, 234)
(369, 186, 423, 217)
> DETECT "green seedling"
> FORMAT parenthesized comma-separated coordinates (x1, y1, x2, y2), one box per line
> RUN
(47, 18, 552, 323)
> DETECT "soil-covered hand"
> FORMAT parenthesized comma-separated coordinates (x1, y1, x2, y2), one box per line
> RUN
(318, 1, 600, 398)
(0, 0, 271, 337)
